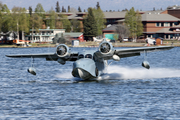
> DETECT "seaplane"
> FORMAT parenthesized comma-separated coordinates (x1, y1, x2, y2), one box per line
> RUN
(6, 39, 173, 80)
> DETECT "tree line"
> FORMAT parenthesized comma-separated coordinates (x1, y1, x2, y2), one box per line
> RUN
(0, 1, 143, 41)
(0, 1, 82, 37)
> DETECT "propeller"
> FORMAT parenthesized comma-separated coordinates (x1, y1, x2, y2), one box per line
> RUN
(57, 45, 67, 56)
(100, 43, 111, 53)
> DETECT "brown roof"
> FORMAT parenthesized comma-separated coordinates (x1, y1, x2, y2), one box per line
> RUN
(102, 25, 117, 31)
(171, 25, 180, 28)
(103, 11, 126, 19)
(142, 13, 180, 21)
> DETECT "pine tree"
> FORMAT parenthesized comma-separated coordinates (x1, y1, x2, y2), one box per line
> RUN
(35, 3, 45, 13)
(60, 14, 71, 32)
(35, 3, 45, 19)
(153, 7, 155, 11)
(71, 19, 80, 32)
(96, 2, 100, 9)
(68, 6, 70, 12)
(83, 8, 97, 41)
(29, 6, 32, 16)
(78, 6, 82, 12)
(2, 4, 10, 12)
(62, 6, 65, 12)
(56, 1, 60, 12)
(125, 7, 143, 40)
(135, 10, 143, 37)
(47, 8, 58, 29)
(92, 6, 106, 36)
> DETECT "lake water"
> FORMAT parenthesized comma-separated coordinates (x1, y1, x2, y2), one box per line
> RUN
(1, 46, 180, 119)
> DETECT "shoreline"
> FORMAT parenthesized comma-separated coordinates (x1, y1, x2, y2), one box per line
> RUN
(0, 42, 179, 48)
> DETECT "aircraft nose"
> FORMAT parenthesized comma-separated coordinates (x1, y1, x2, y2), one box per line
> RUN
(72, 58, 97, 79)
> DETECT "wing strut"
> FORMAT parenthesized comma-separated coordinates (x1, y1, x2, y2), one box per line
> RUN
(31, 57, 35, 67)
(144, 50, 147, 61)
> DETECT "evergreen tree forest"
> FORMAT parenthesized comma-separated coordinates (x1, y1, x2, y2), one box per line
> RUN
(0, 2, 73, 35)
(83, 7, 97, 41)
(83, 2, 106, 40)
(0, 1, 144, 41)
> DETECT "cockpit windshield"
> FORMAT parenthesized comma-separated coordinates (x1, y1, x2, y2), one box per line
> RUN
(78, 54, 93, 59)
(78, 54, 84, 59)
(85, 54, 92, 59)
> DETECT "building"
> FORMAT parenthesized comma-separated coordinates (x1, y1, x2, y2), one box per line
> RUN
(18, 6, 180, 41)
(102, 9, 180, 40)
(63, 32, 84, 42)
(142, 12, 180, 39)
(103, 11, 127, 25)
(27, 29, 65, 43)
(102, 25, 117, 40)
(53, 32, 84, 44)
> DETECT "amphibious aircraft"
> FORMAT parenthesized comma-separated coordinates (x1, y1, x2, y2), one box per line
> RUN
(6, 39, 173, 80)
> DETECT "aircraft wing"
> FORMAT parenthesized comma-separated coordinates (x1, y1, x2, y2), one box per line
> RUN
(6, 53, 56, 58)
(95, 45, 174, 60)
(6, 53, 79, 61)
(115, 46, 174, 58)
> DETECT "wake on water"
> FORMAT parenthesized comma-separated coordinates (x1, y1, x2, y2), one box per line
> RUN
(100, 66, 180, 80)
(55, 65, 180, 81)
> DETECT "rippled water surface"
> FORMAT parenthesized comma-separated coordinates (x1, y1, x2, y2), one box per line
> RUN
(1, 47, 180, 119)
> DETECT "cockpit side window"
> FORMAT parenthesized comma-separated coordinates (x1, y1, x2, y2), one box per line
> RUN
(78, 54, 84, 59)
(85, 54, 92, 59)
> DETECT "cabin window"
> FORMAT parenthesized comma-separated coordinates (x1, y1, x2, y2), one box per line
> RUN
(78, 54, 84, 59)
(85, 54, 92, 59)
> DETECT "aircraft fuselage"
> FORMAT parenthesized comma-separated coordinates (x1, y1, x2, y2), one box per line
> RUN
(72, 51, 107, 80)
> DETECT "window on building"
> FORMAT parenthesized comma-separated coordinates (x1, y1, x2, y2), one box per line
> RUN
(166, 34, 168, 39)
(174, 22, 178, 25)
(170, 22, 173, 27)
(156, 22, 160, 27)
(166, 34, 173, 39)
(161, 22, 164, 27)
(170, 34, 173, 39)
(164, 22, 169, 27)
(148, 34, 151, 37)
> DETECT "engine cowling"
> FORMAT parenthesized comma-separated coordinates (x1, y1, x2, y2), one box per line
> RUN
(99, 41, 114, 56)
(56, 44, 70, 58)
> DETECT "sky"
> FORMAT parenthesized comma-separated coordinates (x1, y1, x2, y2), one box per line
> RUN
(3, 0, 180, 12)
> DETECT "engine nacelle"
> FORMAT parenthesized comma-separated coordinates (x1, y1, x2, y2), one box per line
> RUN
(99, 41, 114, 56)
(56, 44, 70, 58)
